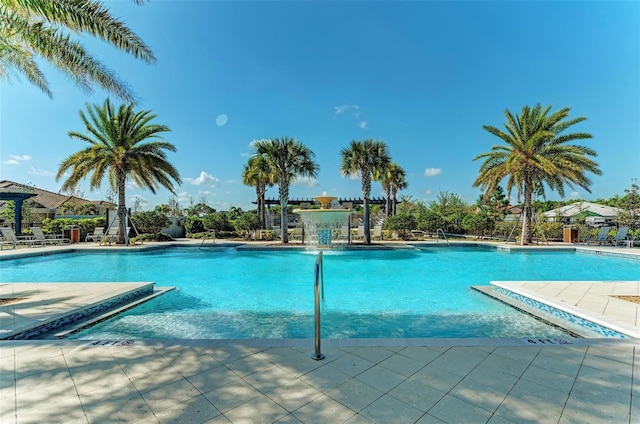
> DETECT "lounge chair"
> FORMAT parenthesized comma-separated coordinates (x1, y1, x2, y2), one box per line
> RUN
(578, 226, 611, 245)
(373, 225, 383, 241)
(609, 226, 630, 246)
(85, 227, 104, 243)
(31, 227, 70, 246)
(290, 227, 304, 241)
(0, 227, 43, 249)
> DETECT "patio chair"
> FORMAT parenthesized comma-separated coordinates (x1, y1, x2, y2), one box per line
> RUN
(609, 226, 630, 247)
(85, 227, 104, 243)
(0, 227, 43, 249)
(31, 227, 70, 246)
(373, 225, 383, 241)
(578, 226, 611, 245)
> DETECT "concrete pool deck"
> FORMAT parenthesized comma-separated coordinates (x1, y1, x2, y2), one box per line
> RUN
(1, 240, 639, 423)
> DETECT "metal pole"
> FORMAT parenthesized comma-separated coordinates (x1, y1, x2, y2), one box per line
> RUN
(311, 251, 325, 360)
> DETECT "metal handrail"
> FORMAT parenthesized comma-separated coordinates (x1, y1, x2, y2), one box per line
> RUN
(198, 229, 216, 250)
(436, 228, 450, 246)
(311, 251, 325, 360)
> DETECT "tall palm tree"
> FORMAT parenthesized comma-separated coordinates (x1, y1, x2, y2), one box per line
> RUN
(340, 139, 391, 244)
(374, 167, 392, 218)
(242, 153, 274, 229)
(473, 104, 601, 245)
(253, 137, 319, 244)
(1, 0, 155, 103)
(388, 163, 408, 216)
(57, 99, 181, 244)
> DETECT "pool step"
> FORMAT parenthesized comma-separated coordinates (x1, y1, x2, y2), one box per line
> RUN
(54, 286, 175, 339)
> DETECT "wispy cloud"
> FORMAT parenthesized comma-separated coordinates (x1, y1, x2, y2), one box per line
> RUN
(293, 176, 319, 187)
(569, 191, 581, 199)
(342, 171, 360, 181)
(334, 104, 367, 129)
(424, 167, 442, 177)
(424, 189, 432, 195)
(334, 104, 360, 116)
(28, 166, 54, 176)
(186, 171, 219, 187)
(2, 154, 31, 165)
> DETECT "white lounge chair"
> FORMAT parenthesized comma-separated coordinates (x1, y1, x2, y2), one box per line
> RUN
(0, 228, 43, 249)
(373, 225, 383, 241)
(85, 227, 104, 243)
(31, 227, 70, 246)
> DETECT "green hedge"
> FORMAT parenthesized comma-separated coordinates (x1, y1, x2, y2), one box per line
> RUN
(41, 217, 106, 241)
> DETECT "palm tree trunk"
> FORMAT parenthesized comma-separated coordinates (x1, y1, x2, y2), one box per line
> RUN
(385, 190, 391, 217)
(362, 174, 371, 244)
(391, 188, 397, 216)
(117, 173, 127, 245)
(255, 186, 263, 228)
(279, 183, 289, 244)
(521, 178, 533, 245)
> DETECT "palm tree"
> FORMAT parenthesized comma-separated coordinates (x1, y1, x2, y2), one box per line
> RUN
(375, 162, 407, 217)
(57, 99, 181, 244)
(473, 104, 601, 245)
(340, 139, 391, 244)
(242, 153, 274, 229)
(374, 167, 392, 218)
(1, 0, 155, 103)
(253, 137, 319, 244)
(388, 163, 408, 216)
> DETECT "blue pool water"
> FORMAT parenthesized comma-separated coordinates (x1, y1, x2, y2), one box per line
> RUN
(2, 246, 639, 339)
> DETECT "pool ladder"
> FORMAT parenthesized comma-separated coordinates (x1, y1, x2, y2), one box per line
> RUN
(198, 229, 216, 249)
(436, 228, 450, 246)
(311, 251, 325, 360)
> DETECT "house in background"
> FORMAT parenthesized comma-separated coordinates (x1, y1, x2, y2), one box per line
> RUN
(542, 201, 621, 227)
(0, 180, 116, 229)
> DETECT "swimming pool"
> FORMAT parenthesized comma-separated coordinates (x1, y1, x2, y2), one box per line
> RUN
(3, 246, 639, 339)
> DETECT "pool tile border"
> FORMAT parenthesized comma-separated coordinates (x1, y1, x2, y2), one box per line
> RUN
(482, 282, 640, 339)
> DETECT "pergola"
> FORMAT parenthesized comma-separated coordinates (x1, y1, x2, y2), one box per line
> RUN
(0, 190, 37, 235)
(261, 197, 389, 206)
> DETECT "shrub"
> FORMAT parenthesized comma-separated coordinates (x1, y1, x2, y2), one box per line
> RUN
(384, 214, 416, 240)
(234, 211, 260, 239)
(185, 216, 205, 235)
(42, 217, 105, 241)
(130, 211, 171, 236)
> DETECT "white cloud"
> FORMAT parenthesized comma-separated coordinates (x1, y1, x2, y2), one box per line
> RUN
(2, 154, 31, 165)
(569, 191, 581, 199)
(334, 104, 360, 116)
(186, 171, 219, 187)
(357, 121, 368, 129)
(28, 166, 54, 176)
(176, 191, 192, 204)
(424, 189, 432, 195)
(424, 168, 442, 177)
(293, 176, 319, 188)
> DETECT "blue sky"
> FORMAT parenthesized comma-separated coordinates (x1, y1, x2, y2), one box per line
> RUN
(2, 1, 639, 211)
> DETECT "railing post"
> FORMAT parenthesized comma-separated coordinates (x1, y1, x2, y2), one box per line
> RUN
(311, 251, 325, 360)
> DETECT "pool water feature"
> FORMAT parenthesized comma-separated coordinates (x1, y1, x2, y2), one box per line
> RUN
(3, 247, 639, 339)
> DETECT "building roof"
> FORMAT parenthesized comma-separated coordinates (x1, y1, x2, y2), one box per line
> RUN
(0, 180, 114, 210)
(542, 201, 621, 218)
